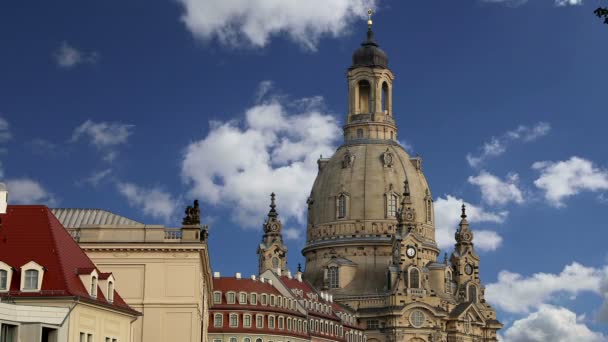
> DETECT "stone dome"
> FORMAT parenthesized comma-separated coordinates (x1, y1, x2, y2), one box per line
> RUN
(351, 29, 388, 69)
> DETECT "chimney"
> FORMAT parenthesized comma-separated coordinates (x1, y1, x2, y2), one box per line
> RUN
(260, 278, 265, 283)
(276, 268, 282, 276)
(329, 294, 333, 303)
(296, 272, 302, 282)
(286, 270, 292, 279)
(268, 279, 273, 286)
(235, 272, 241, 279)
(0, 183, 7, 214)
(251, 275, 257, 281)
(213, 272, 220, 278)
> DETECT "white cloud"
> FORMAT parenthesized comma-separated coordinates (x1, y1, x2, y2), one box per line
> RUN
(555, 0, 583, 6)
(53, 41, 98, 68)
(181, 82, 340, 230)
(501, 305, 606, 342)
(468, 171, 524, 206)
(486, 262, 606, 314)
(283, 227, 302, 240)
(433, 195, 507, 251)
(176, 0, 376, 50)
(467, 122, 550, 167)
(532, 156, 608, 207)
(6, 178, 57, 206)
(80, 169, 112, 187)
(116, 182, 179, 222)
(71, 120, 134, 162)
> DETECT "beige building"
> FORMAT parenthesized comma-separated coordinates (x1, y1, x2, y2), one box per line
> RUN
(0, 202, 139, 342)
(52, 200, 213, 342)
(301, 19, 502, 342)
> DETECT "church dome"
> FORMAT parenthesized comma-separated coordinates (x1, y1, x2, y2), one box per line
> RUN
(351, 29, 388, 69)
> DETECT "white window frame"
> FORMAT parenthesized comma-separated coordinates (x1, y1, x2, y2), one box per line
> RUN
(268, 315, 275, 329)
(250, 293, 257, 305)
(239, 292, 247, 304)
(256, 314, 264, 328)
(278, 316, 284, 329)
(213, 291, 222, 304)
(243, 314, 252, 328)
(20, 261, 44, 292)
(227, 291, 236, 304)
(229, 313, 239, 327)
(214, 313, 223, 327)
(0, 261, 12, 292)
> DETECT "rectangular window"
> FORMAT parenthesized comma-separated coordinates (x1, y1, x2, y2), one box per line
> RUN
(328, 267, 339, 289)
(270, 295, 275, 306)
(278, 316, 284, 329)
(268, 316, 275, 329)
(367, 320, 379, 329)
(261, 294, 267, 305)
(256, 315, 263, 328)
(106, 338, 111, 342)
(80, 333, 86, 342)
(213, 292, 222, 304)
(388, 195, 397, 217)
(24, 270, 38, 290)
(1, 324, 17, 342)
(287, 318, 292, 331)
(87, 334, 93, 342)
(113, 339, 118, 342)
(250, 293, 257, 304)
(244, 315, 251, 328)
(229, 314, 238, 327)
(227, 292, 235, 304)
(0, 270, 7, 290)
(239, 293, 247, 304)
(214, 314, 223, 327)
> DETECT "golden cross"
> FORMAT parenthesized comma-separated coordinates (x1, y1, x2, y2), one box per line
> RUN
(367, 9, 373, 28)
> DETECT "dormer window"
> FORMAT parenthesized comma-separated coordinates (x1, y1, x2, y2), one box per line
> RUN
(108, 281, 114, 303)
(213, 291, 222, 304)
(20, 261, 44, 292)
(24, 270, 39, 290)
(0, 262, 11, 292)
(227, 291, 236, 304)
(90, 276, 98, 298)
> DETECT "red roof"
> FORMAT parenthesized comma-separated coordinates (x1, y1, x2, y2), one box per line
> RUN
(212, 277, 282, 295)
(0, 205, 139, 316)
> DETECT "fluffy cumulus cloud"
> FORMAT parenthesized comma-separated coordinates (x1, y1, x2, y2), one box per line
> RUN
(53, 41, 98, 68)
(116, 182, 179, 222)
(532, 156, 608, 207)
(181, 82, 340, 230)
(6, 178, 57, 206)
(71, 120, 134, 162)
(433, 195, 507, 251)
(467, 122, 550, 168)
(500, 305, 606, 342)
(468, 171, 524, 206)
(486, 262, 607, 314)
(176, 0, 376, 50)
(283, 227, 302, 241)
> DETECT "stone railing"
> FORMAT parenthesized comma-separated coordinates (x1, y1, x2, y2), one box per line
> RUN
(164, 229, 183, 240)
(407, 288, 426, 297)
(65, 225, 208, 244)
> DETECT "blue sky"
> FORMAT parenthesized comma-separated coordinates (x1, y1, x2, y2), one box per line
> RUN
(1, 0, 608, 340)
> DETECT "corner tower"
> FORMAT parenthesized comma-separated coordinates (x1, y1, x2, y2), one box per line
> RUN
(257, 193, 288, 275)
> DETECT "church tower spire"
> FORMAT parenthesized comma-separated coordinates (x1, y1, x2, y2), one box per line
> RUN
(257, 193, 288, 275)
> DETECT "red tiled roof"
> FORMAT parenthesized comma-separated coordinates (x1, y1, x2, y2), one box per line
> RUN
(0, 205, 139, 316)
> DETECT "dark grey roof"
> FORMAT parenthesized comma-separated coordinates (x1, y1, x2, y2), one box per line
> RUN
(351, 29, 388, 69)
(449, 302, 474, 318)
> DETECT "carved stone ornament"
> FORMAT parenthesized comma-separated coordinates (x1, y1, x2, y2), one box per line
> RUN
(430, 329, 444, 342)
(382, 148, 394, 167)
(404, 207, 416, 222)
(182, 199, 201, 225)
(342, 149, 355, 168)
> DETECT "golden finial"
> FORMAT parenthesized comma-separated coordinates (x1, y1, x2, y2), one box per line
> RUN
(367, 9, 373, 28)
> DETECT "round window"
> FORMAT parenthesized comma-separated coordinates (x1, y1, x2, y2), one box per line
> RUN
(409, 310, 425, 328)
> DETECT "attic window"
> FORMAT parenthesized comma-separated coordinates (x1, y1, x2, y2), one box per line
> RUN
(108, 281, 114, 303)
(24, 270, 39, 290)
(91, 276, 98, 297)
(0, 270, 7, 291)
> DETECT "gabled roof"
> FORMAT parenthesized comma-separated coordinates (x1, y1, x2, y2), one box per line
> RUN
(0, 205, 139, 316)
(212, 277, 281, 295)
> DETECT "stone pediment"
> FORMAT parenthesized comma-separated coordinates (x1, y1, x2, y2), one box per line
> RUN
(400, 301, 448, 317)
(449, 302, 485, 324)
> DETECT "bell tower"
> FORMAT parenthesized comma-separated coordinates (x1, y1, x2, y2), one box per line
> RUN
(257, 193, 288, 275)
(345, 9, 397, 144)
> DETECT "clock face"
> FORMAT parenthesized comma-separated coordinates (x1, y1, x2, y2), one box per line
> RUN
(465, 264, 473, 275)
(271, 224, 278, 231)
(406, 246, 416, 258)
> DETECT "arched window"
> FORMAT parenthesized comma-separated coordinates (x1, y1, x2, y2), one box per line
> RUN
(244, 338, 251, 342)
(426, 198, 432, 223)
(89, 275, 97, 296)
(272, 257, 279, 270)
(244, 314, 252, 327)
(108, 281, 114, 302)
(261, 294, 267, 305)
(468, 284, 478, 303)
(409, 268, 420, 289)
(0, 270, 7, 290)
(214, 291, 222, 303)
(358, 80, 371, 113)
(239, 292, 247, 304)
(279, 316, 284, 329)
(256, 339, 263, 342)
(387, 194, 398, 217)
(250, 293, 257, 304)
(268, 316, 275, 329)
(229, 313, 238, 327)
(381, 82, 389, 113)
(328, 266, 339, 289)
(337, 194, 347, 219)
(214, 314, 223, 327)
